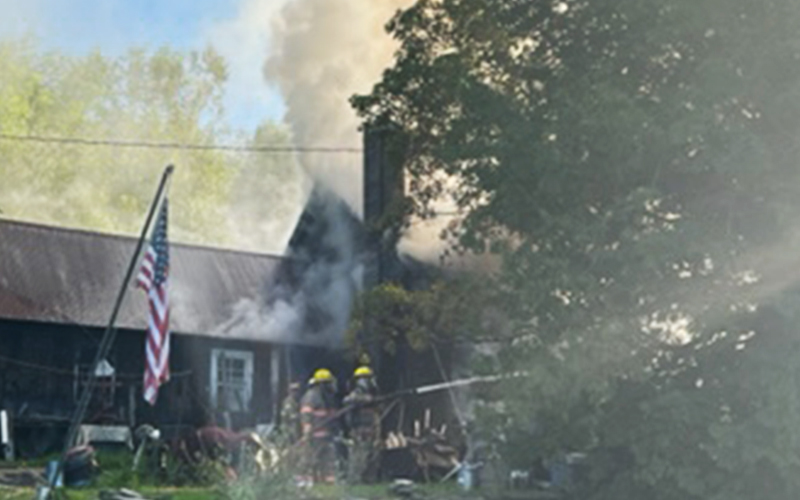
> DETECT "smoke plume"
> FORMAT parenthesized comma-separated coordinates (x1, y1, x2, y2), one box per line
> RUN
(217, 187, 364, 347)
(215, 0, 413, 348)
(223, 0, 471, 348)
(265, 0, 413, 216)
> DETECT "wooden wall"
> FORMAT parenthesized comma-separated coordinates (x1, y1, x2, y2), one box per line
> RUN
(0, 318, 282, 457)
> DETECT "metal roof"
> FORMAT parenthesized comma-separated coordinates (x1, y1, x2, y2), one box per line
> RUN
(0, 218, 327, 346)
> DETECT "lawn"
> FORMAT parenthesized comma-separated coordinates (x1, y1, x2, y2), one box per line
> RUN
(0, 486, 216, 500)
(0, 482, 485, 500)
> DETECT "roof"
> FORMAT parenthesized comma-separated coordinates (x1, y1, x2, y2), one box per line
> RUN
(0, 218, 328, 346)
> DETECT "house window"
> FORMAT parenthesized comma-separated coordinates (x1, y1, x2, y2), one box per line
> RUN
(210, 349, 253, 413)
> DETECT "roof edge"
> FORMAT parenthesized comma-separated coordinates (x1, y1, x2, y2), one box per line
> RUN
(0, 216, 288, 260)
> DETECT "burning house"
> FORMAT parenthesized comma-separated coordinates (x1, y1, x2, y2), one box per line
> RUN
(0, 128, 464, 461)
(0, 171, 381, 457)
(0, 217, 311, 456)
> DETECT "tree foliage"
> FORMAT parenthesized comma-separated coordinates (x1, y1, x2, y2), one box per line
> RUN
(0, 38, 301, 252)
(347, 276, 495, 354)
(354, 0, 800, 497)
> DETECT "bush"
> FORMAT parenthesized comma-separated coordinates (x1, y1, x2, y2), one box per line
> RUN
(215, 469, 298, 500)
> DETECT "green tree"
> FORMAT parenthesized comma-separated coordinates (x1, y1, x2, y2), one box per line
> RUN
(0, 38, 299, 251)
(354, 0, 800, 497)
(347, 276, 495, 354)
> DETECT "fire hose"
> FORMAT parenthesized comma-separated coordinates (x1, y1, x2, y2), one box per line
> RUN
(293, 371, 527, 449)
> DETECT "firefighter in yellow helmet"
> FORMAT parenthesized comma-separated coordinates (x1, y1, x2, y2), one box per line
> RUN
(299, 368, 340, 485)
(343, 365, 380, 484)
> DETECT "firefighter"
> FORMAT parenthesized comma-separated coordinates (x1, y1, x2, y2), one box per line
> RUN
(279, 381, 302, 445)
(343, 365, 380, 484)
(299, 368, 340, 485)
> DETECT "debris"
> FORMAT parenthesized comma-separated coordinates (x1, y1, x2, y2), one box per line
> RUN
(98, 488, 171, 500)
(64, 445, 98, 487)
(383, 426, 460, 482)
(389, 478, 417, 498)
(0, 467, 41, 487)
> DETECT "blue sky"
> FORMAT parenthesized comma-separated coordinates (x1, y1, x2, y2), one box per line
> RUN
(0, 0, 287, 132)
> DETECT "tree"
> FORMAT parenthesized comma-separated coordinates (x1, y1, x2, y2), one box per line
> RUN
(347, 276, 496, 355)
(0, 38, 299, 252)
(354, 0, 800, 497)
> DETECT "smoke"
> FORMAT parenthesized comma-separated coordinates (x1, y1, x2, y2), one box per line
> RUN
(269, 187, 365, 346)
(217, 187, 364, 347)
(203, 0, 289, 129)
(212, 0, 411, 348)
(0, 0, 41, 38)
(267, 0, 464, 261)
(220, 0, 469, 348)
(264, 0, 414, 216)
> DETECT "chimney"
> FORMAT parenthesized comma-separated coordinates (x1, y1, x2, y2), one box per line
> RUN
(362, 125, 406, 289)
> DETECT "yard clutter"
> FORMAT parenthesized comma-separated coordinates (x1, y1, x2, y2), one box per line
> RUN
(170, 426, 274, 480)
(98, 488, 168, 500)
(63, 445, 99, 487)
(383, 424, 460, 482)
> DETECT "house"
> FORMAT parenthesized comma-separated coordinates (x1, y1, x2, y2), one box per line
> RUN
(0, 127, 464, 458)
(0, 215, 341, 457)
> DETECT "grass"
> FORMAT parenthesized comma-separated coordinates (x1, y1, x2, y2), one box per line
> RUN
(0, 486, 216, 500)
(0, 453, 60, 470)
(0, 482, 486, 500)
(0, 457, 484, 500)
(308, 482, 481, 499)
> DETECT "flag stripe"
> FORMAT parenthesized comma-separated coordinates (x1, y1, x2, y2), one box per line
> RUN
(137, 199, 170, 406)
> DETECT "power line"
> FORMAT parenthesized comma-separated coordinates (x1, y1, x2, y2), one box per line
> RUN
(0, 352, 191, 380)
(0, 133, 363, 154)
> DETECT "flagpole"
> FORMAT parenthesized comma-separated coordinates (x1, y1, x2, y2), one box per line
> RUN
(47, 165, 175, 497)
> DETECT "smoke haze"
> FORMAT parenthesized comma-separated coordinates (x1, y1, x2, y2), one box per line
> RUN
(265, 0, 414, 216)
(218, 187, 364, 347)
(215, 0, 416, 348)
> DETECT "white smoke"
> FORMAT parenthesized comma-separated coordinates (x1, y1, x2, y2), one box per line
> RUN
(214, 0, 411, 346)
(217, 187, 364, 347)
(218, 0, 466, 347)
(264, 0, 414, 215)
(203, 0, 289, 128)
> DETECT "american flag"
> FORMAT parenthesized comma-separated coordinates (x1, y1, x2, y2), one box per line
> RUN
(136, 199, 170, 405)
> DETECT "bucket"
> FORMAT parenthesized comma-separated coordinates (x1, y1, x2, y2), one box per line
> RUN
(458, 465, 474, 491)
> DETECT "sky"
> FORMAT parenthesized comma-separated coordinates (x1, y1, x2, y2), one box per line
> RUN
(0, 0, 288, 132)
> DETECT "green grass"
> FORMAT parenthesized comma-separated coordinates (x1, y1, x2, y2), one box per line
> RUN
(309, 482, 481, 499)
(0, 474, 485, 500)
(0, 482, 485, 500)
(0, 486, 216, 500)
(0, 453, 60, 470)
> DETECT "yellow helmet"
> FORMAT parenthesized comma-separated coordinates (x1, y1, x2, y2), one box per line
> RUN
(312, 368, 334, 384)
(354, 366, 374, 378)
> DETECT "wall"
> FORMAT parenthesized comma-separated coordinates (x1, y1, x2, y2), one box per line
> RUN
(0, 318, 281, 456)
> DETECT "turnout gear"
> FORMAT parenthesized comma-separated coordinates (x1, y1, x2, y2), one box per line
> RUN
(344, 367, 380, 484)
(300, 372, 339, 484)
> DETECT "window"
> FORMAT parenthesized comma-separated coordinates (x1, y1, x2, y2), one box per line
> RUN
(210, 349, 253, 413)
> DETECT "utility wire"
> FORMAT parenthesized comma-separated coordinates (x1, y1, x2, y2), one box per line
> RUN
(0, 133, 363, 154)
(0, 352, 191, 380)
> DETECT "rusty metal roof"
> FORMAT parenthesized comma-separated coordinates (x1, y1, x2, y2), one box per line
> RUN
(0, 218, 325, 345)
